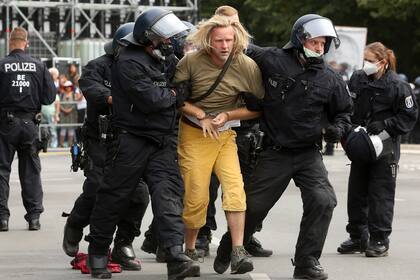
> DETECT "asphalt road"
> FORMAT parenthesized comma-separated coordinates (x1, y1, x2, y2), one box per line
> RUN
(1, 147, 420, 280)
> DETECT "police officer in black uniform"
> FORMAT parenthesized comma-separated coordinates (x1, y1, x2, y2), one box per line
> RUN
(214, 15, 353, 280)
(337, 42, 417, 257)
(86, 8, 199, 280)
(62, 23, 149, 270)
(0, 27, 56, 232)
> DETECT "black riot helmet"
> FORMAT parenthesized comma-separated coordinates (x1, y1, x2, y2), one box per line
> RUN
(104, 22, 135, 55)
(415, 76, 420, 87)
(283, 14, 340, 54)
(122, 7, 188, 47)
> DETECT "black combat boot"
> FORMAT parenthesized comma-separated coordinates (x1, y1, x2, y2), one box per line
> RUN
(28, 219, 41, 231)
(0, 219, 8, 231)
(292, 259, 328, 280)
(156, 246, 167, 263)
(88, 254, 111, 279)
(141, 228, 158, 254)
(195, 227, 211, 257)
(245, 235, 273, 257)
(166, 245, 200, 280)
(337, 238, 368, 254)
(213, 241, 231, 274)
(63, 222, 83, 257)
(365, 240, 389, 257)
(111, 240, 141, 271)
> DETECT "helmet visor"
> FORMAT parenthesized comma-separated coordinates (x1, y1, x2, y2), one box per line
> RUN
(151, 13, 189, 39)
(303, 18, 337, 39)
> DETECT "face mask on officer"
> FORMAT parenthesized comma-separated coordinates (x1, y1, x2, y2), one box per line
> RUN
(362, 60, 381, 76)
(150, 37, 174, 60)
(303, 46, 323, 58)
(302, 37, 325, 59)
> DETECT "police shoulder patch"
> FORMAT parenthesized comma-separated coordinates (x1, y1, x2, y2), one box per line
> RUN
(405, 96, 414, 109)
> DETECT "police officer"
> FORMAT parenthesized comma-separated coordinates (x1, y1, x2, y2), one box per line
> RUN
(337, 42, 417, 257)
(0, 27, 56, 232)
(214, 14, 352, 280)
(62, 23, 149, 270)
(85, 8, 199, 279)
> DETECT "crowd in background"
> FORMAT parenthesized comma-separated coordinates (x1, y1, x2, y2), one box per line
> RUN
(41, 63, 86, 148)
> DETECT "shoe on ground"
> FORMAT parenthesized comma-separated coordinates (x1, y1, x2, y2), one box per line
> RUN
(63, 222, 83, 257)
(28, 219, 41, 231)
(245, 236, 273, 257)
(111, 244, 141, 271)
(156, 246, 167, 263)
(337, 238, 367, 254)
(195, 233, 211, 257)
(293, 264, 328, 280)
(0, 219, 8, 231)
(365, 240, 389, 257)
(141, 231, 158, 255)
(213, 244, 231, 274)
(88, 254, 112, 279)
(166, 245, 200, 280)
(230, 246, 253, 274)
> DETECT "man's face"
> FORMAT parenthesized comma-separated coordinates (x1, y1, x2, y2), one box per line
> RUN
(210, 26, 234, 64)
(303, 36, 326, 55)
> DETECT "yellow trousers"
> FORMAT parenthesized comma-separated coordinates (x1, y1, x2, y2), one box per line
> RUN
(178, 120, 246, 229)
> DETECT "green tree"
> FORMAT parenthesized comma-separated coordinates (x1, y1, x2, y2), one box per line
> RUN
(199, 0, 420, 80)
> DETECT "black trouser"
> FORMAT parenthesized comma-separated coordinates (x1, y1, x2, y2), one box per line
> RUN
(346, 153, 398, 243)
(67, 137, 149, 243)
(87, 133, 185, 255)
(218, 146, 337, 266)
(0, 117, 43, 222)
(203, 127, 258, 232)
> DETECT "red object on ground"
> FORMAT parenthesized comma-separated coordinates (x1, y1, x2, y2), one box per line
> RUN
(70, 252, 122, 274)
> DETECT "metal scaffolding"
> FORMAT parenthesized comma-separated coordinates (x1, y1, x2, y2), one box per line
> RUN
(1, 0, 198, 58)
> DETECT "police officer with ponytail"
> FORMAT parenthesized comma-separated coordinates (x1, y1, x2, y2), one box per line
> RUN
(337, 42, 417, 257)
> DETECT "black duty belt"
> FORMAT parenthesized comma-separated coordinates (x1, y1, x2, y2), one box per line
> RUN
(0, 111, 35, 120)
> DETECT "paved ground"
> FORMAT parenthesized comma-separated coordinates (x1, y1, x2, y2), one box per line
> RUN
(1, 146, 420, 280)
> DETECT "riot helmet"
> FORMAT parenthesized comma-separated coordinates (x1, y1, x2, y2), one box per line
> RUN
(414, 76, 420, 87)
(398, 73, 408, 82)
(344, 126, 393, 163)
(283, 14, 340, 54)
(171, 21, 197, 59)
(104, 22, 135, 55)
(122, 8, 188, 47)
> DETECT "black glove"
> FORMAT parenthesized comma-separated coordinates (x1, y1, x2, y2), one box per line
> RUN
(173, 81, 192, 108)
(366, 121, 385, 135)
(324, 125, 341, 143)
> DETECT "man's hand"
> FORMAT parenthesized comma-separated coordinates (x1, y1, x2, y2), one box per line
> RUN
(324, 125, 341, 143)
(211, 112, 229, 128)
(199, 118, 219, 139)
(367, 121, 385, 135)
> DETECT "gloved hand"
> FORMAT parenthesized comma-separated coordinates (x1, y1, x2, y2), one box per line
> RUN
(173, 81, 192, 108)
(324, 125, 341, 143)
(367, 121, 385, 135)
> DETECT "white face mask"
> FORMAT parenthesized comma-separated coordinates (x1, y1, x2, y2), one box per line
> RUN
(362, 60, 380, 76)
(303, 47, 323, 58)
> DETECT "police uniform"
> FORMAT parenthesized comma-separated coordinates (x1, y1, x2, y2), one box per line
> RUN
(216, 45, 353, 269)
(87, 44, 184, 256)
(0, 49, 56, 225)
(63, 54, 149, 264)
(345, 70, 417, 247)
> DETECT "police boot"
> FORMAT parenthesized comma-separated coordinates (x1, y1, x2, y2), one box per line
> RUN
(166, 245, 200, 280)
(245, 235, 273, 257)
(195, 228, 211, 257)
(141, 229, 158, 255)
(365, 240, 389, 257)
(337, 238, 368, 254)
(0, 219, 8, 231)
(292, 259, 328, 280)
(88, 254, 111, 279)
(156, 246, 168, 263)
(63, 222, 83, 257)
(213, 239, 231, 274)
(111, 240, 141, 271)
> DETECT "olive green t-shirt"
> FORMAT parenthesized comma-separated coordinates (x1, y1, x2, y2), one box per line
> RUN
(174, 50, 264, 114)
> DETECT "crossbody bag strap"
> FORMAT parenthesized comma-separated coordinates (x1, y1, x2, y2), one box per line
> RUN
(188, 52, 234, 103)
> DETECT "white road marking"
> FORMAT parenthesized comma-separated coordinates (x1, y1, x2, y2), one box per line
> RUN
(250, 273, 271, 280)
